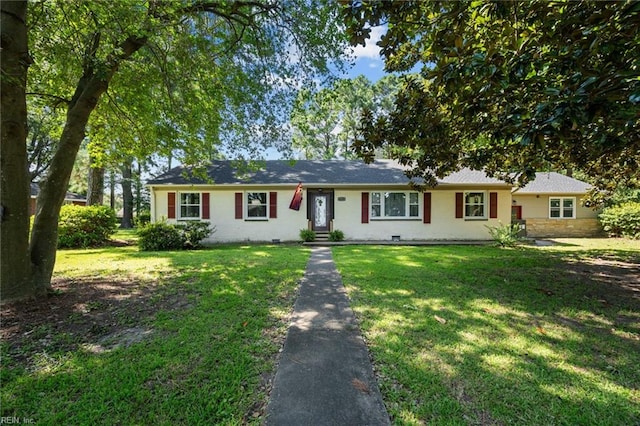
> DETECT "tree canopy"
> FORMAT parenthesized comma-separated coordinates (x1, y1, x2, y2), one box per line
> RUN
(290, 75, 400, 159)
(343, 1, 640, 192)
(1, 0, 349, 303)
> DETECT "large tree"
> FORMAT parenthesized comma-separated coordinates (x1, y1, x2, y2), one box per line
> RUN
(343, 1, 640, 190)
(290, 75, 399, 159)
(1, 0, 347, 303)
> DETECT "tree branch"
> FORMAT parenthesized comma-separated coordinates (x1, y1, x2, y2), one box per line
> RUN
(25, 92, 71, 107)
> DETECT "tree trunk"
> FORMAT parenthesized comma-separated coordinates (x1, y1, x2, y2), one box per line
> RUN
(120, 161, 134, 229)
(29, 84, 105, 292)
(1, 0, 36, 303)
(2, 9, 148, 302)
(134, 161, 142, 215)
(109, 169, 116, 209)
(86, 162, 105, 205)
(29, 35, 148, 295)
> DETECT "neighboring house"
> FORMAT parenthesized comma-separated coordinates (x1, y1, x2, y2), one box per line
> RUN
(148, 160, 515, 243)
(512, 172, 602, 238)
(30, 182, 87, 216)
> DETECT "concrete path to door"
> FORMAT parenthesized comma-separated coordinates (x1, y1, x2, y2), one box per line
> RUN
(265, 246, 390, 425)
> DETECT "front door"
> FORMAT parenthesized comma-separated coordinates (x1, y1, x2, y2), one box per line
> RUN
(511, 205, 522, 221)
(311, 193, 330, 232)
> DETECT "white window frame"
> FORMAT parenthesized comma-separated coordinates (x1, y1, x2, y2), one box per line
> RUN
(246, 191, 268, 220)
(370, 191, 420, 219)
(549, 197, 576, 219)
(178, 192, 201, 220)
(464, 191, 487, 220)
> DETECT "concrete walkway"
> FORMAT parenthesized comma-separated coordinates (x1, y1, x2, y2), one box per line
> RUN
(266, 247, 390, 426)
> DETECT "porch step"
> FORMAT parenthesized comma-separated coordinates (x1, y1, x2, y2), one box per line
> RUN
(314, 232, 330, 241)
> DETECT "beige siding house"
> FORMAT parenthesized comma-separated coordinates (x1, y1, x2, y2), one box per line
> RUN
(147, 161, 599, 243)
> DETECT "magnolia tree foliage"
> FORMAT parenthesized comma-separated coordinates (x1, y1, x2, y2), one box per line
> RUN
(343, 1, 640, 192)
(0, 0, 348, 303)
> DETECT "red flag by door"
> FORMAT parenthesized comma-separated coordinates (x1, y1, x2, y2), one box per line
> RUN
(289, 182, 303, 211)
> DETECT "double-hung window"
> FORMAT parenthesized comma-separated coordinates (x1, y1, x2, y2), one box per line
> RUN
(464, 192, 486, 219)
(370, 192, 420, 219)
(179, 192, 201, 219)
(549, 197, 575, 218)
(246, 192, 268, 219)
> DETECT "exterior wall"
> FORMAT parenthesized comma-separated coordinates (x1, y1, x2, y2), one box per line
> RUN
(512, 193, 602, 237)
(151, 186, 512, 242)
(512, 194, 598, 219)
(333, 189, 511, 241)
(152, 187, 306, 243)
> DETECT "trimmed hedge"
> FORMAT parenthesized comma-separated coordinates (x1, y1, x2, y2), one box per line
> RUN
(599, 202, 640, 239)
(137, 221, 213, 251)
(57, 205, 118, 248)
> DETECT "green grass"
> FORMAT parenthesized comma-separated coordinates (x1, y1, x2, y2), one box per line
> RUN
(112, 228, 139, 243)
(333, 239, 640, 425)
(1, 244, 309, 425)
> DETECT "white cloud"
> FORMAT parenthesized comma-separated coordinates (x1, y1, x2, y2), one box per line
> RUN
(350, 25, 386, 60)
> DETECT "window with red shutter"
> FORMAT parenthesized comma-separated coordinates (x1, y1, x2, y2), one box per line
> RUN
(168, 192, 176, 219)
(455, 192, 463, 218)
(423, 192, 432, 224)
(235, 193, 243, 219)
(269, 192, 277, 218)
(489, 192, 498, 219)
(202, 193, 210, 219)
(361, 192, 369, 223)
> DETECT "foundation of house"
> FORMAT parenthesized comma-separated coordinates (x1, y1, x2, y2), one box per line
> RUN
(524, 218, 603, 238)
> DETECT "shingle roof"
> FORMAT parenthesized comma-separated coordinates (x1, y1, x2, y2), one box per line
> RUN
(147, 160, 509, 187)
(30, 182, 87, 201)
(514, 172, 592, 194)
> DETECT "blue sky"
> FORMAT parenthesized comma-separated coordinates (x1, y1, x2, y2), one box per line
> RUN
(339, 26, 387, 83)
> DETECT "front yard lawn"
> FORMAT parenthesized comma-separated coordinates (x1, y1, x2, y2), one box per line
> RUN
(1, 244, 309, 424)
(333, 239, 640, 425)
(3, 238, 638, 425)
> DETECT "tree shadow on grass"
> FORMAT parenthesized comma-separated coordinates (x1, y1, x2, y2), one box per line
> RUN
(334, 245, 640, 425)
(0, 275, 193, 368)
(1, 245, 308, 424)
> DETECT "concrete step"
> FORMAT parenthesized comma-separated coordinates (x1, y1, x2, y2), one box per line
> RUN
(315, 232, 330, 241)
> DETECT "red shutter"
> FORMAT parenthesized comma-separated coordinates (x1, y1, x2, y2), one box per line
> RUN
(235, 192, 243, 219)
(361, 192, 369, 223)
(168, 192, 176, 219)
(423, 192, 432, 224)
(269, 192, 277, 218)
(455, 192, 463, 218)
(202, 192, 210, 219)
(489, 192, 498, 219)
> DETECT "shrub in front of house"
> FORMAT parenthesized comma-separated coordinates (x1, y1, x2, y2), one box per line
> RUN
(176, 221, 214, 249)
(137, 222, 184, 250)
(137, 221, 214, 250)
(485, 221, 523, 247)
(599, 202, 640, 239)
(329, 229, 345, 242)
(57, 205, 118, 248)
(134, 210, 151, 227)
(299, 229, 316, 242)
